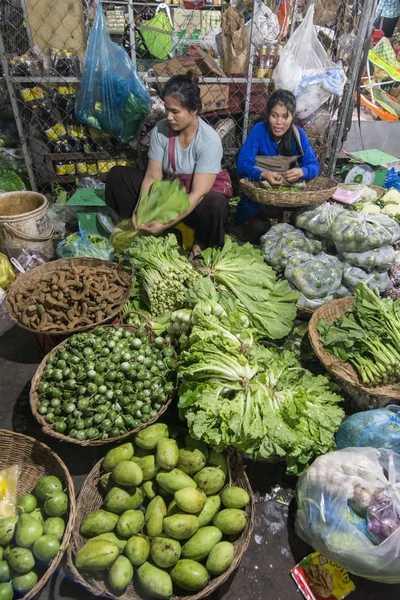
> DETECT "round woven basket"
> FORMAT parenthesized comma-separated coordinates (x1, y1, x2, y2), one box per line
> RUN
(309, 297, 400, 403)
(0, 429, 76, 600)
(30, 325, 176, 447)
(240, 176, 338, 208)
(67, 448, 254, 600)
(5, 257, 131, 336)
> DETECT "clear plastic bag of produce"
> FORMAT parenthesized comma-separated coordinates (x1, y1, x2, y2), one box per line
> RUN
(336, 406, 400, 453)
(75, 0, 151, 143)
(260, 223, 314, 271)
(303, 229, 336, 254)
(342, 263, 389, 294)
(14, 248, 48, 272)
(295, 448, 400, 583)
(331, 211, 400, 253)
(297, 293, 334, 310)
(295, 202, 344, 240)
(0, 464, 20, 518)
(285, 251, 342, 298)
(341, 245, 395, 273)
(56, 229, 114, 261)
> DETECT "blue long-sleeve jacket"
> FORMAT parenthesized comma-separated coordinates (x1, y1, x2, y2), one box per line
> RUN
(237, 122, 320, 182)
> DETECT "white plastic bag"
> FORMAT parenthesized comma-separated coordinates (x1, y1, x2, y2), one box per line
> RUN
(246, 5, 280, 47)
(273, 3, 346, 118)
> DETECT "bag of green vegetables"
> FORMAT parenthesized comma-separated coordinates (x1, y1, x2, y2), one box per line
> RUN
(294, 202, 344, 239)
(285, 251, 343, 299)
(340, 245, 395, 273)
(57, 229, 114, 261)
(342, 263, 389, 294)
(260, 223, 314, 272)
(331, 211, 400, 253)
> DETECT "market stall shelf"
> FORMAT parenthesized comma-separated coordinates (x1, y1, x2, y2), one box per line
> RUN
(67, 448, 254, 600)
(309, 297, 400, 408)
(239, 176, 338, 208)
(0, 429, 76, 600)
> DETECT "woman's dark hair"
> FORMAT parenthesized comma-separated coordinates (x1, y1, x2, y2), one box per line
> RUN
(266, 89, 297, 157)
(162, 71, 202, 113)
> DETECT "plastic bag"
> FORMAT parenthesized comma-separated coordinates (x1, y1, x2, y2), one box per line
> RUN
(385, 168, 400, 192)
(0, 253, 15, 289)
(295, 202, 344, 240)
(140, 7, 173, 61)
(336, 406, 400, 453)
(75, 0, 151, 143)
(57, 230, 114, 261)
(297, 293, 334, 310)
(341, 245, 395, 272)
(342, 263, 389, 293)
(246, 4, 279, 46)
(13, 248, 48, 272)
(110, 219, 137, 254)
(303, 229, 336, 254)
(331, 211, 400, 253)
(295, 448, 400, 583)
(260, 223, 314, 271)
(272, 3, 346, 118)
(285, 251, 342, 298)
(0, 464, 20, 518)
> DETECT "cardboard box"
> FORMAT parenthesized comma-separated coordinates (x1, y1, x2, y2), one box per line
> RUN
(200, 84, 229, 113)
(153, 55, 225, 78)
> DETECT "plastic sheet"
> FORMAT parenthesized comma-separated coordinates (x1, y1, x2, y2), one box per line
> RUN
(336, 405, 400, 453)
(342, 263, 389, 293)
(331, 211, 400, 253)
(285, 251, 342, 298)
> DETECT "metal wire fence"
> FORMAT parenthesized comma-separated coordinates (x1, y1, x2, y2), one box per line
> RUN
(0, 0, 378, 194)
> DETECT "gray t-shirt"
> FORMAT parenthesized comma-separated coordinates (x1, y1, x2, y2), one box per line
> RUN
(148, 118, 222, 176)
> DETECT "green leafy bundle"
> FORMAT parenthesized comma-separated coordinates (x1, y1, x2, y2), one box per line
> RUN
(136, 179, 190, 229)
(201, 237, 299, 340)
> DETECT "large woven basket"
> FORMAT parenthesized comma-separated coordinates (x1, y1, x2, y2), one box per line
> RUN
(67, 448, 254, 600)
(0, 429, 76, 600)
(30, 325, 176, 446)
(5, 257, 131, 336)
(240, 176, 338, 208)
(309, 297, 400, 404)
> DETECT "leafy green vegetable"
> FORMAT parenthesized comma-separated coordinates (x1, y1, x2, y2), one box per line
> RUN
(0, 167, 26, 192)
(137, 179, 190, 229)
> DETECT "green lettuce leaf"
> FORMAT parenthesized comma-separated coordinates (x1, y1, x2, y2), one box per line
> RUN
(137, 179, 190, 228)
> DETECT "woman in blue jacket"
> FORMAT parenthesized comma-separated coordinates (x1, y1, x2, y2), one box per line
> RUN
(235, 89, 320, 226)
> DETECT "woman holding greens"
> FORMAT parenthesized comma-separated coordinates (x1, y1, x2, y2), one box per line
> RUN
(105, 72, 232, 252)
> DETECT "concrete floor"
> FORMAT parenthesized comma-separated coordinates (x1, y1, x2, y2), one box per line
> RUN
(1, 324, 400, 600)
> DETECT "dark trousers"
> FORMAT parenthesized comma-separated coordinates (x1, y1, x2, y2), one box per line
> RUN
(105, 166, 230, 248)
(374, 16, 399, 37)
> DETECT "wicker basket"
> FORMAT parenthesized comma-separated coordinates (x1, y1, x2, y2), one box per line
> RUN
(67, 448, 254, 600)
(5, 257, 131, 336)
(309, 297, 400, 404)
(30, 325, 176, 447)
(240, 176, 338, 208)
(0, 429, 76, 600)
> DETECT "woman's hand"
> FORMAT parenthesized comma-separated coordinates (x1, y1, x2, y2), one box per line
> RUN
(140, 221, 166, 235)
(261, 171, 283, 186)
(284, 168, 304, 183)
(132, 212, 138, 230)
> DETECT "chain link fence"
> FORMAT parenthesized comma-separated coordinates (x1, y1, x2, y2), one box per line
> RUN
(0, 0, 378, 195)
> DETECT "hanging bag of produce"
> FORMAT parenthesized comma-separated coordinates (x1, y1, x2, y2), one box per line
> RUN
(140, 5, 174, 61)
(272, 2, 346, 118)
(75, 0, 151, 143)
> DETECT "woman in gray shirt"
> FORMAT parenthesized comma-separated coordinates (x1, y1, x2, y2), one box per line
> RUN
(105, 72, 231, 251)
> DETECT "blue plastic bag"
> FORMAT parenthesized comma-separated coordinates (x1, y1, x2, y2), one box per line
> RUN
(57, 229, 114, 261)
(75, 0, 151, 143)
(384, 168, 400, 191)
(336, 405, 400, 452)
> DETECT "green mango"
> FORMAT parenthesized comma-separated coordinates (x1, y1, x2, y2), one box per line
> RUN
(92, 533, 126, 553)
(213, 509, 247, 535)
(12, 570, 38, 594)
(112, 461, 143, 487)
(206, 541, 235, 575)
(163, 514, 199, 540)
(167, 500, 182, 516)
(174, 487, 206, 514)
(15, 513, 43, 548)
(137, 455, 160, 481)
(145, 496, 166, 538)
(221, 486, 250, 509)
(184, 435, 209, 460)
(170, 559, 210, 592)
(43, 517, 65, 541)
(156, 469, 196, 495)
(75, 539, 119, 571)
(177, 448, 207, 475)
(142, 481, 157, 500)
(137, 562, 173, 599)
(108, 555, 133, 592)
(194, 467, 226, 495)
(0, 518, 16, 546)
(207, 449, 228, 475)
(0, 561, 10, 583)
(80, 510, 119, 538)
(181, 526, 222, 561)
(156, 438, 179, 471)
(104, 487, 143, 514)
(99, 472, 113, 492)
(8, 547, 35, 574)
(0, 583, 13, 600)
(133, 445, 153, 458)
(197, 495, 221, 527)
(134, 424, 169, 450)
(0, 548, 3, 562)
(151, 537, 181, 568)
(29, 509, 45, 525)
(116, 510, 145, 539)
(124, 535, 150, 566)
(103, 443, 134, 472)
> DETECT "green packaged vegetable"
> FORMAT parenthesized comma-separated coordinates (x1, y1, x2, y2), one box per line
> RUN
(331, 211, 400, 253)
(340, 245, 395, 273)
(342, 263, 389, 294)
(56, 230, 114, 261)
(294, 202, 344, 239)
(260, 224, 314, 272)
(284, 252, 342, 299)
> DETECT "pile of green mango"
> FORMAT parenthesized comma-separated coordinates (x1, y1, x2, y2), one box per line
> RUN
(75, 423, 250, 598)
(0, 475, 69, 600)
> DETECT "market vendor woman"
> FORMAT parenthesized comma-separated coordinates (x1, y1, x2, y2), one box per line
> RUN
(235, 89, 320, 226)
(105, 72, 232, 252)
